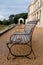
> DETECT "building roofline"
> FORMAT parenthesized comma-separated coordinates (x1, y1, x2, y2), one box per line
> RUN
(28, 0, 38, 7)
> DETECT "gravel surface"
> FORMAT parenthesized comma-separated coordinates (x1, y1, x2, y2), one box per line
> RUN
(0, 25, 43, 65)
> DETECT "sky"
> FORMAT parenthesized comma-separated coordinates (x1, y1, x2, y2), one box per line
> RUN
(0, 0, 31, 20)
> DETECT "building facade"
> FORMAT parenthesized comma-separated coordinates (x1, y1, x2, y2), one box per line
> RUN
(28, 0, 43, 28)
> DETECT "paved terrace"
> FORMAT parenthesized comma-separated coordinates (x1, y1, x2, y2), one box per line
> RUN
(0, 25, 43, 65)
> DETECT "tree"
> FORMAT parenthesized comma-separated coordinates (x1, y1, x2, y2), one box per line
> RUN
(2, 19, 9, 25)
(14, 13, 28, 24)
(9, 14, 15, 24)
(0, 20, 3, 24)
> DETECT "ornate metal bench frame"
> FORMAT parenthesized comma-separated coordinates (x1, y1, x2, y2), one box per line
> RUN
(6, 19, 39, 60)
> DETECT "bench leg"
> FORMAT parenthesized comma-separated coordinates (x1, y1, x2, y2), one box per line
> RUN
(30, 39, 36, 59)
(31, 48, 36, 59)
(7, 42, 16, 60)
(27, 40, 36, 59)
(7, 41, 36, 60)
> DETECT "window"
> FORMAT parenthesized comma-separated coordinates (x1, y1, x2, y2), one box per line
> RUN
(39, 10, 41, 20)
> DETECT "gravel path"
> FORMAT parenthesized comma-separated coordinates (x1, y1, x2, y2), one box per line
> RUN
(0, 25, 43, 65)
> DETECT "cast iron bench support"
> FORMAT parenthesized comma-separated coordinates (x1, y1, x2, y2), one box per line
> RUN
(6, 34, 36, 60)
(6, 19, 39, 60)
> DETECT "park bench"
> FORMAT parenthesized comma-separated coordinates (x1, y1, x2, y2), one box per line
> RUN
(6, 19, 39, 60)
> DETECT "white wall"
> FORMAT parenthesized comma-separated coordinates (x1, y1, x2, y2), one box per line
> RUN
(40, 6, 43, 28)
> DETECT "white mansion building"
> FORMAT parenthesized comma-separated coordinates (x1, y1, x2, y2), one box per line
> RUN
(27, 0, 43, 28)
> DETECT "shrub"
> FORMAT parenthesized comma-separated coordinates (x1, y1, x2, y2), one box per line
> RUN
(0, 20, 3, 24)
(2, 19, 10, 25)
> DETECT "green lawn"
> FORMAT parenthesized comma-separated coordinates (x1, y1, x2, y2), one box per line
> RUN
(0, 25, 7, 31)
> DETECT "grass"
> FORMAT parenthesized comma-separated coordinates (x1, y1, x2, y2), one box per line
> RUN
(0, 24, 15, 31)
(0, 25, 7, 31)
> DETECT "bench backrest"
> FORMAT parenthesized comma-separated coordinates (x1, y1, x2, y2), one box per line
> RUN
(24, 19, 39, 34)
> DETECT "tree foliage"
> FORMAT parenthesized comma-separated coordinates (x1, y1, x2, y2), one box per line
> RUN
(9, 14, 15, 24)
(0, 20, 3, 24)
(0, 13, 28, 25)
(2, 19, 9, 25)
(14, 13, 28, 24)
